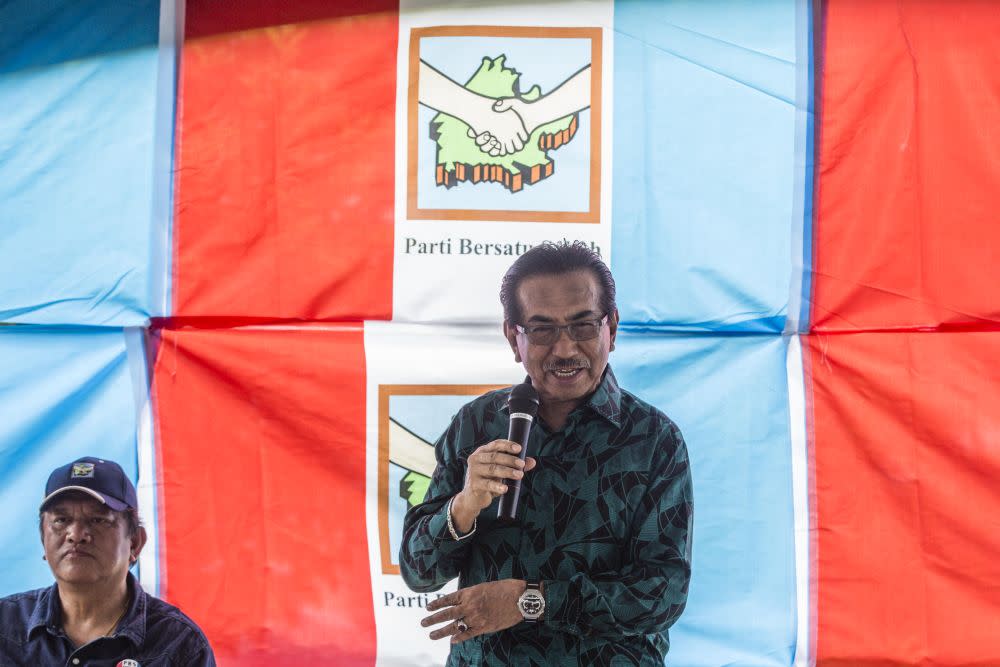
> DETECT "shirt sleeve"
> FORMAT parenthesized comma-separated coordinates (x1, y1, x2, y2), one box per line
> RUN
(542, 418, 694, 637)
(398, 407, 480, 592)
(178, 643, 217, 667)
(172, 631, 217, 667)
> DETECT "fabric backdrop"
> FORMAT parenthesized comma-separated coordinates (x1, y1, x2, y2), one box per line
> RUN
(1, 1, 997, 665)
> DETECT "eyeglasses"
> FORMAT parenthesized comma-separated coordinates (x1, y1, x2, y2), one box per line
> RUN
(515, 315, 608, 346)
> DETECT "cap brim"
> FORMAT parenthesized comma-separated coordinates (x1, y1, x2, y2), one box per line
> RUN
(39, 486, 129, 512)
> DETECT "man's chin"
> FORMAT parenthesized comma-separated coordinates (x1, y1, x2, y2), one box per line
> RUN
(53, 561, 102, 582)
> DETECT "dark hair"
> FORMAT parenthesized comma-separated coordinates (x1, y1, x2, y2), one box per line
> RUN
(500, 241, 616, 324)
(39, 492, 143, 538)
(121, 507, 143, 539)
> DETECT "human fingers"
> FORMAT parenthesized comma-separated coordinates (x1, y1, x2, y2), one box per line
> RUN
(421, 607, 464, 638)
(469, 447, 526, 472)
(523, 456, 537, 473)
(425, 591, 458, 613)
(468, 449, 525, 480)
(475, 131, 493, 147)
(466, 470, 519, 501)
(474, 439, 523, 456)
(451, 620, 477, 644)
(447, 580, 524, 643)
(428, 617, 469, 641)
(462, 442, 521, 507)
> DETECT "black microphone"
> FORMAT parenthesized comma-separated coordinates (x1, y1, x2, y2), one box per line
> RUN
(497, 380, 540, 522)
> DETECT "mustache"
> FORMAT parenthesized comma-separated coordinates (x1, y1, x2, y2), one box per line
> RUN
(544, 360, 590, 371)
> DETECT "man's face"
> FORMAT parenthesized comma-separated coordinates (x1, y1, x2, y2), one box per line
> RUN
(41, 494, 142, 589)
(503, 270, 618, 417)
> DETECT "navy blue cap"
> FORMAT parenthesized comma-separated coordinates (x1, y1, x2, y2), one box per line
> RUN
(41, 456, 138, 512)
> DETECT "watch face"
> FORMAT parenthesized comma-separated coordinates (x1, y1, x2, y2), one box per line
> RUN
(519, 590, 544, 618)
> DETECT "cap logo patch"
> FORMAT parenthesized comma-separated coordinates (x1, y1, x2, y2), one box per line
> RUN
(117, 660, 141, 667)
(71, 462, 95, 478)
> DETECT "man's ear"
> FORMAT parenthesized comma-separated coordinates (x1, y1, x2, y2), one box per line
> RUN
(608, 309, 620, 352)
(503, 321, 522, 363)
(130, 526, 148, 565)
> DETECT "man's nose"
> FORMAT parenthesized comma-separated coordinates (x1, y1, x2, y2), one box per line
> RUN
(65, 519, 91, 542)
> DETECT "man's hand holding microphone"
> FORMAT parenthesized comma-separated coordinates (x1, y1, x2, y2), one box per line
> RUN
(422, 382, 542, 643)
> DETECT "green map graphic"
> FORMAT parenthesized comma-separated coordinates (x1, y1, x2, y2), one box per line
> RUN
(400, 470, 430, 508)
(431, 55, 579, 192)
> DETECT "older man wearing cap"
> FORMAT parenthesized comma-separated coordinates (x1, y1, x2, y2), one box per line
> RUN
(0, 456, 215, 666)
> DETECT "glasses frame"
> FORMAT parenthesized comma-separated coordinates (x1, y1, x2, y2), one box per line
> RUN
(514, 314, 609, 346)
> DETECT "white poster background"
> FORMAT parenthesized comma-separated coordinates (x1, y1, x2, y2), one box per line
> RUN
(394, 1, 615, 324)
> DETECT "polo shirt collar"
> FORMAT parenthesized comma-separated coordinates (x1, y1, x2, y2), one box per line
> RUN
(25, 583, 57, 640)
(115, 573, 146, 646)
(26, 572, 146, 646)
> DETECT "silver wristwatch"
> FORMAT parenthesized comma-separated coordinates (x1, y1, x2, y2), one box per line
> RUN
(517, 581, 545, 622)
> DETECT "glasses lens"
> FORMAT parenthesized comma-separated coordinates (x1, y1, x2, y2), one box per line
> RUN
(568, 322, 600, 341)
(521, 319, 604, 345)
(526, 325, 558, 345)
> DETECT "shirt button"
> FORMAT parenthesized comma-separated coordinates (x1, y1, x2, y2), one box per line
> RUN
(72, 660, 80, 665)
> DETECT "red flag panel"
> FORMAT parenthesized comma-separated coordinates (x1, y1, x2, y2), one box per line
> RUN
(811, 0, 1000, 332)
(807, 332, 1000, 665)
(173, 1, 398, 320)
(152, 324, 375, 665)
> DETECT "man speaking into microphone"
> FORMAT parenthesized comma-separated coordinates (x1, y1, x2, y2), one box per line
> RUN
(399, 242, 693, 666)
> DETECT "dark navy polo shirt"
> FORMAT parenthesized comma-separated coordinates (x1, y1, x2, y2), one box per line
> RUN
(0, 573, 215, 666)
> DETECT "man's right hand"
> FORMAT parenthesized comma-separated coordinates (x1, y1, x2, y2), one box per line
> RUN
(450, 440, 537, 533)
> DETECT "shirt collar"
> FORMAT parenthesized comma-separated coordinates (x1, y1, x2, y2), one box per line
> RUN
(26, 582, 58, 639)
(499, 365, 622, 428)
(586, 365, 622, 427)
(26, 572, 146, 646)
(115, 572, 147, 646)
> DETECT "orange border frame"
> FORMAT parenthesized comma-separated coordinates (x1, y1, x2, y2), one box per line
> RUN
(379, 383, 507, 575)
(406, 26, 603, 223)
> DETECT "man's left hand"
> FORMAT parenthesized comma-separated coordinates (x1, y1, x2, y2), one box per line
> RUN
(421, 579, 526, 643)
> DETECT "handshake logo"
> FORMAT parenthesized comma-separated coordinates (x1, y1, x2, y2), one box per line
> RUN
(420, 55, 591, 193)
(407, 26, 603, 224)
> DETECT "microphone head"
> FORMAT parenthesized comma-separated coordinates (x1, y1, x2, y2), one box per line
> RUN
(508, 381, 540, 417)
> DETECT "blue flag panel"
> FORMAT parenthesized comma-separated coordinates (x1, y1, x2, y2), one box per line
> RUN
(614, 330, 797, 666)
(0, 327, 144, 596)
(612, 0, 805, 332)
(0, 0, 167, 326)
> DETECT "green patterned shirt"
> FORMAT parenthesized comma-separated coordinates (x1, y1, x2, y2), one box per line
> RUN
(400, 367, 694, 666)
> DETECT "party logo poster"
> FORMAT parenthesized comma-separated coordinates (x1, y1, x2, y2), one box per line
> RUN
(407, 26, 603, 222)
